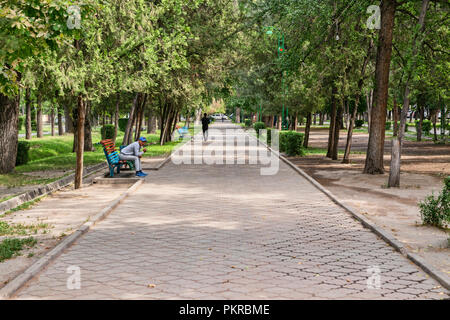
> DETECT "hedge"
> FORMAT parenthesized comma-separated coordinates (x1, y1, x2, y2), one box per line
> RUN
(280, 131, 304, 156)
(118, 118, 128, 132)
(385, 121, 391, 130)
(415, 119, 432, 134)
(253, 122, 266, 137)
(244, 119, 252, 127)
(101, 124, 115, 140)
(355, 120, 364, 128)
(16, 141, 30, 166)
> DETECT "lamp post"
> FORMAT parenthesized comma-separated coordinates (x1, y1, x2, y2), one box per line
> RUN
(264, 26, 288, 130)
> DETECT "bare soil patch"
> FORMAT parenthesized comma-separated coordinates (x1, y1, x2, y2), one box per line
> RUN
(289, 128, 450, 277)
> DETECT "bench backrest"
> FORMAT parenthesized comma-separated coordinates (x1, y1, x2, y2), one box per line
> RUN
(100, 139, 120, 165)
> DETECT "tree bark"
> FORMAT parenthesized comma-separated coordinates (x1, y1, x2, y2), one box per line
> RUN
(364, 0, 396, 174)
(113, 92, 120, 144)
(84, 102, 93, 152)
(25, 88, 32, 140)
(388, 0, 430, 187)
(36, 95, 43, 138)
(417, 106, 424, 141)
(57, 105, 64, 136)
(0, 94, 19, 173)
(235, 107, 241, 123)
(393, 96, 398, 136)
(327, 85, 338, 158)
(74, 96, 86, 189)
(332, 104, 342, 160)
(123, 93, 139, 146)
(64, 105, 74, 133)
(304, 112, 312, 148)
(50, 106, 55, 136)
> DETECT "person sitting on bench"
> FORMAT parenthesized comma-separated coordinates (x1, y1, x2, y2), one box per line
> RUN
(120, 137, 148, 177)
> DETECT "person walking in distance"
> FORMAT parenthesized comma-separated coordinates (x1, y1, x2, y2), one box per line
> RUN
(201, 113, 209, 141)
(119, 137, 148, 177)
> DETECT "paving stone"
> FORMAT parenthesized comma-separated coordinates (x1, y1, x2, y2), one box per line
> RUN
(13, 124, 450, 300)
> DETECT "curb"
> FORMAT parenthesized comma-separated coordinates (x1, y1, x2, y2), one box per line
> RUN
(251, 133, 450, 291)
(0, 162, 107, 216)
(0, 179, 143, 300)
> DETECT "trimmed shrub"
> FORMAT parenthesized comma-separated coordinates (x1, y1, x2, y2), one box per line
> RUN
(415, 119, 432, 134)
(101, 124, 115, 140)
(253, 122, 266, 137)
(266, 128, 272, 145)
(18, 116, 25, 131)
(385, 121, 391, 130)
(419, 176, 450, 228)
(280, 131, 304, 156)
(355, 120, 364, 128)
(16, 141, 30, 166)
(244, 119, 252, 127)
(118, 118, 128, 132)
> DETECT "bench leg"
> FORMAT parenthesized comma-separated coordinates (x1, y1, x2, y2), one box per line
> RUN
(109, 167, 114, 177)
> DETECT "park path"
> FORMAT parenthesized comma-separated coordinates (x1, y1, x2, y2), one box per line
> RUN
(14, 122, 449, 299)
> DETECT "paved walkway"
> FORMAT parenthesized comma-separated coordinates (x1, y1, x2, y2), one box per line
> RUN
(14, 123, 449, 299)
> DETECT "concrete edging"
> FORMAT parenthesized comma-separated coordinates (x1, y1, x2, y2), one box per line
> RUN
(251, 132, 450, 291)
(0, 179, 143, 300)
(0, 162, 107, 216)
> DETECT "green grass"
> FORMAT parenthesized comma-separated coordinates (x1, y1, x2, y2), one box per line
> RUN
(303, 147, 365, 156)
(0, 220, 50, 236)
(0, 237, 37, 262)
(1, 127, 183, 188)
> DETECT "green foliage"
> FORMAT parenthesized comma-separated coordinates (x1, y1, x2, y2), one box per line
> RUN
(385, 121, 392, 131)
(18, 116, 25, 131)
(355, 120, 364, 128)
(0, 237, 37, 262)
(253, 122, 266, 137)
(118, 119, 128, 132)
(16, 141, 30, 166)
(244, 119, 252, 127)
(101, 124, 115, 140)
(415, 120, 432, 134)
(419, 177, 450, 228)
(280, 131, 305, 156)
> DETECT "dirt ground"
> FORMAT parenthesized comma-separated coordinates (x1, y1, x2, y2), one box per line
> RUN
(289, 127, 450, 278)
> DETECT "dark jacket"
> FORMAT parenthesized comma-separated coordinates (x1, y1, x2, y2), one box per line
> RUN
(201, 116, 209, 130)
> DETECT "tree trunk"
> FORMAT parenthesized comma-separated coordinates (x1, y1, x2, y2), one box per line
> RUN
(432, 109, 437, 142)
(364, 0, 396, 174)
(319, 112, 324, 125)
(25, 88, 32, 140)
(327, 85, 338, 158)
(332, 105, 342, 160)
(113, 92, 120, 144)
(84, 102, 93, 152)
(74, 96, 86, 189)
(36, 95, 43, 138)
(0, 94, 19, 173)
(417, 106, 424, 141)
(64, 105, 74, 133)
(388, 0, 430, 187)
(235, 107, 241, 123)
(50, 106, 55, 136)
(304, 112, 312, 148)
(123, 93, 139, 146)
(57, 106, 64, 136)
(343, 98, 359, 164)
(393, 96, 398, 136)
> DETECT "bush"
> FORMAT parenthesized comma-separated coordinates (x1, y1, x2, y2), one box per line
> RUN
(280, 131, 304, 156)
(253, 122, 266, 137)
(266, 128, 272, 145)
(101, 124, 115, 140)
(244, 119, 252, 127)
(385, 121, 391, 130)
(415, 119, 432, 134)
(16, 141, 30, 166)
(355, 120, 364, 128)
(18, 116, 25, 131)
(419, 176, 450, 228)
(118, 118, 128, 132)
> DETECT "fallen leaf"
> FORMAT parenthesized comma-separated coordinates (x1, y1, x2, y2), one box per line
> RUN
(148, 284, 156, 288)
